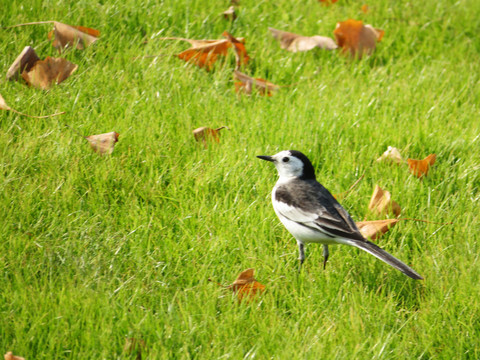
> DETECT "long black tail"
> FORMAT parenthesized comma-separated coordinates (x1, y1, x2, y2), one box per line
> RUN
(349, 239, 423, 280)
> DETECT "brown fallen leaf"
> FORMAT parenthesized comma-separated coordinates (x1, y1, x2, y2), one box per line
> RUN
(86, 132, 120, 155)
(234, 70, 279, 96)
(368, 185, 401, 217)
(333, 19, 384, 58)
(223, 6, 237, 20)
(376, 146, 404, 164)
(123, 337, 146, 360)
(361, 4, 369, 13)
(22, 57, 78, 90)
(48, 21, 100, 51)
(0, 92, 65, 118)
(228, 268, 265, 302)
(4, 21, 99, 51)
(6, 46, 40, 81)
(162, 33, 247, 70)
(222, 31, 250, 69)
(177, 39, 231, 70)
(357, 219, 399, 240)
(193, 126, 226, 147)
(159, 36, 243, 48)
(4, 352, 25, 360)
(407, 154, 436, 178)
(269, 27, 337, 52)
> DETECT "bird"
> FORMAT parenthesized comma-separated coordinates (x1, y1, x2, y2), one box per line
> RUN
(257, 150, 423, 280)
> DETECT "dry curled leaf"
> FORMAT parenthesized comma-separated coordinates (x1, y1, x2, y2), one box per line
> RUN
(193, 126, 226, 147)
(6, 46, 40, 81)
(234, 70, 279, 96)
(4, 352, 25, 360)
(376, 146, 404, 164)
(333, 19, 384, 58)
(357, 219, 399, 240)
(86, 132, 119, 155)
(407, 154, 436, 178)
(177, 39, 230, 70)
(361, 4, 369, 13)
(368, 185, 401, 217)
(223, 6, 237, 20)
(269, 27, 337, 52)
(48, 21, 100, 51)
(165, 33, 247, 70)
(0, 92, 65, 118)
(228, 268, 265, 302)
(21, 57, 78, 90)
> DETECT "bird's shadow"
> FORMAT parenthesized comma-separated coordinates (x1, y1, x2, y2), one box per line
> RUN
(293, 252, 425, 311)
(345, 265, 425, 311)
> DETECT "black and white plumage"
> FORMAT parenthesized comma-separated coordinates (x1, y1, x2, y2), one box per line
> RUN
(257, 150, 423, 280)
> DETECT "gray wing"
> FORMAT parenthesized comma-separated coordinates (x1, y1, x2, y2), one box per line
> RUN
(274, 179, 365, 241)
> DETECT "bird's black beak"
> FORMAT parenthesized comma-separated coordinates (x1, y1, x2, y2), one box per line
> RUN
(257, 155, 274, 162)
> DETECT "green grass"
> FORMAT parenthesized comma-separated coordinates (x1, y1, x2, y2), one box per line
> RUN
(1, 0, 480, 358)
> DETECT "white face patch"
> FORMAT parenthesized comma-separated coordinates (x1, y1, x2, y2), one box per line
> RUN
(271, 150, 304, 180)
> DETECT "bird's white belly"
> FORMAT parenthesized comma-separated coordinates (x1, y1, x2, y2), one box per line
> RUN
(276, 213, 339, 245)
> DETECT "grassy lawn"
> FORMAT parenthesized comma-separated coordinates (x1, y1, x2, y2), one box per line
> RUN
(1, 0, 479, 358)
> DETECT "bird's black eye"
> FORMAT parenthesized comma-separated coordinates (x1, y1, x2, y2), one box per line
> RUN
(282, 157, 289, 163)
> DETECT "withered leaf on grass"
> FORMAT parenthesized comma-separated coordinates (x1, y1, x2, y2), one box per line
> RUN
(4, 352, 25, 360)
(228, 269, 266, 302)
(223, 6, 237, 20)
(368, 185, 401, 217)
(333, 19, 384, 58)
(86, 132, 119, 155)
(6, 46, 40, 81)
(48, 21, 100, 51)
(357, 219, 399, 240)
(269, 27, 337, 52)
(234, 70, 279, 96)
(176, 39, 230, 70)
(22, 57, 78, 90)
(163, 32, 248, 70)
(407, 154, 436, 178)
(376, 146, 404, 164)
(193, 126, 226, 147)
(6, 21, 99, 51)
(0, 92, 65, 118)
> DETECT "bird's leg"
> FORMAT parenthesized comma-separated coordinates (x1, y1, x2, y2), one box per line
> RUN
(298, 242, 305, 272)
(323, 245, 329, 270)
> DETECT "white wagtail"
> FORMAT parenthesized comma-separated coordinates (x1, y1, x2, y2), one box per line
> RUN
(257, 150, 423, 280)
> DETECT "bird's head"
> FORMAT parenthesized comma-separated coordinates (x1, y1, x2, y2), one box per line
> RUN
(257, 150, 316, 180)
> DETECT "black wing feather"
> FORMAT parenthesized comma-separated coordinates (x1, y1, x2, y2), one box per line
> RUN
(275, 178, 365, 241)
